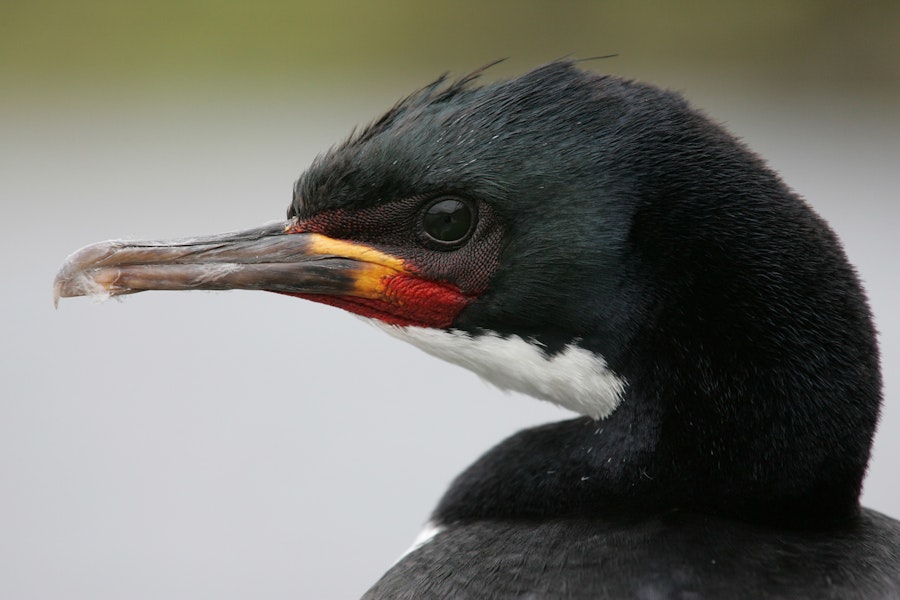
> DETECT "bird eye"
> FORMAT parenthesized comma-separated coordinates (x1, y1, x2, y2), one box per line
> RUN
(420, 197, 476, 247)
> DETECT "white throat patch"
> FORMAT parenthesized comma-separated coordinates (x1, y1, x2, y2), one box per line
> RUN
(370, 323, 626, 420)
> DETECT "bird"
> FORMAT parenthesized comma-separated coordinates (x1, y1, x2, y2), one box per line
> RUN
(54, 61, 900, 598)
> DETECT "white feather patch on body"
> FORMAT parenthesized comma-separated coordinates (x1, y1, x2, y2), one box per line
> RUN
(370, 322, 626, 420)
(393, 521, 445, 566)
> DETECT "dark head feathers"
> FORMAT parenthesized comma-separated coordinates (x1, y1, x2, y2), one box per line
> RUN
(346, 59, 507, 149)
(289, 60, 671, 218)
(287, 61, 882, 526)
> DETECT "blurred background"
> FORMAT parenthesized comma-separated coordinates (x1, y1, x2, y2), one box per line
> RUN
(2, 2, 898, 598)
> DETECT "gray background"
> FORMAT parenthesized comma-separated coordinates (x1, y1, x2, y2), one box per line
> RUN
(2, 3, 899, 598)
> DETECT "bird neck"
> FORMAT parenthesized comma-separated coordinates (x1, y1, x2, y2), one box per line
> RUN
(616, 184, 881, 527)
(434, 194, 882, 529)
(433, 392, 860, 530)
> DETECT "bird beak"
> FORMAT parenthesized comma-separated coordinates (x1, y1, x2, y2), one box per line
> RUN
(53, 220, 407, 307)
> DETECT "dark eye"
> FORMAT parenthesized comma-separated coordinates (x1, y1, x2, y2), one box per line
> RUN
(420, 197, 476, 247)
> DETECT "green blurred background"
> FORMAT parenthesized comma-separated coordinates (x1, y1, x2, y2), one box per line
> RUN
(3, 1, 899, 97)
(3, 3, 899, 599)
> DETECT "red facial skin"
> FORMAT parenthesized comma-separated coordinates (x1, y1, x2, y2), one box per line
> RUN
(283, 218, 475, 328)
(285, 283, 470, 328)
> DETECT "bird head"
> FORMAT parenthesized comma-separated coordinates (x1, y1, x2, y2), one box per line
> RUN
(54, 62, 882, 525)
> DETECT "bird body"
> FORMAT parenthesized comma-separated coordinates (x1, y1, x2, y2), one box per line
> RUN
(54, 62, 900, 598)
(369, 508, 900, 599)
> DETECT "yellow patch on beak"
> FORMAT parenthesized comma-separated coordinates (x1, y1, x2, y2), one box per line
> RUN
(299, 233, 408, 301)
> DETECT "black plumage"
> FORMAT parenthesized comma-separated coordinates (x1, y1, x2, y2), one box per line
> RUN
(297, 61, 881, 521)
(368, 510, 900, 598)
(55, 61, 900, 597)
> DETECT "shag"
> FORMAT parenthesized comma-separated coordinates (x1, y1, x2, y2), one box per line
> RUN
(55, 62, 900, 598)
